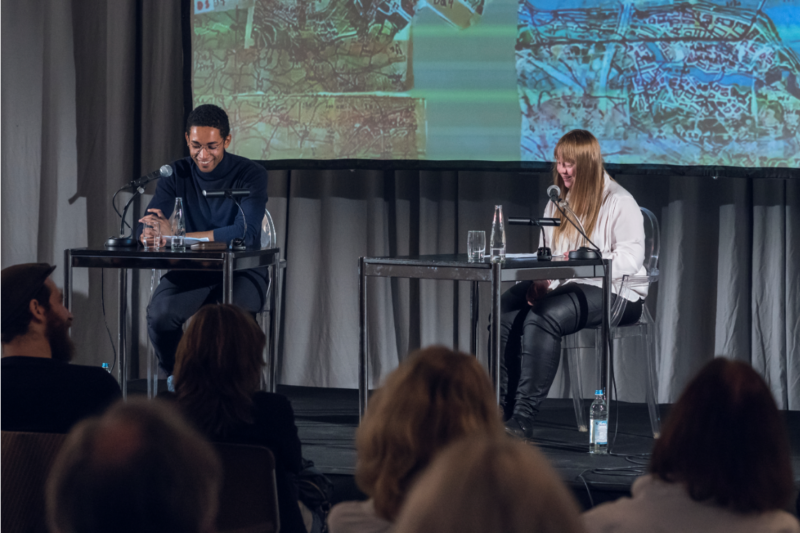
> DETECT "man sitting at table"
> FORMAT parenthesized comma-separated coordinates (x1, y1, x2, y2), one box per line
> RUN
(137, 104, 268, 383)
(1, 263, 121, 433)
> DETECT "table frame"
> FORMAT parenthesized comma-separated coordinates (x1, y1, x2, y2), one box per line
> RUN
(64, 246, 282, 398)
(358, 254, 612, 418)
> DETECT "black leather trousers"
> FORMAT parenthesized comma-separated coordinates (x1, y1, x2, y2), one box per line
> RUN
(497, 282, 642, 421)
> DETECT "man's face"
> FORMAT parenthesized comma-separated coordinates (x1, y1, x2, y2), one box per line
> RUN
(43, 278, 74, 362)
(185, 126, 232, 173)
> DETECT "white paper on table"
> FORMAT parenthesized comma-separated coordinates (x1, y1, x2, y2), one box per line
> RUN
(504, 253, 539, 259)
(163, 236, 209, 244)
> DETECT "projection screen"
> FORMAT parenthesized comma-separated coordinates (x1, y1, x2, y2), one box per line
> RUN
(191, 0, 800, 168)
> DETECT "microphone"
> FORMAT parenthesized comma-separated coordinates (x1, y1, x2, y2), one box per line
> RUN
(131, 165, 173, 189)
(203, 189, 250, 198)
(547, 184, 561, 205)
(202, 189, 250, 250)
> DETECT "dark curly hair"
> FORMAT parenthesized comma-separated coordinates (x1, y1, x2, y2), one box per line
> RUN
(185, 104, 230, 140)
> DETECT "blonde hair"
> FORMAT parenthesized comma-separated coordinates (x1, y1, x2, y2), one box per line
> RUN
(355, 346, 504, 521)
(552, 129, 609, 248)
(394, 436, 585, 533)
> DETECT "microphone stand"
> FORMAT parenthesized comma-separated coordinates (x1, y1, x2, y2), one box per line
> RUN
(228, 192, 248, 251)
(547, 197, 602, 260)
(106, 185, 145, 248)
(507, 217, 561, 261)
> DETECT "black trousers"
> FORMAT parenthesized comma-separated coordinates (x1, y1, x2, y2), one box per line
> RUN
(498, 282, 642, 421)
(147, 268, 268, 374)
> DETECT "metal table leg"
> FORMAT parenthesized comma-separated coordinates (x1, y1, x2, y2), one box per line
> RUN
(490, 262, 502, 404)
(470, 281, 479, 356)
(118, 268, 128, 399)
(358, 258, 368, 420)
(600, 260, 613, 396)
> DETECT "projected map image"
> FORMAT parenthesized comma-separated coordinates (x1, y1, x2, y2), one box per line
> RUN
(518, 0, 800, 167)
(192, 0, 486, 159)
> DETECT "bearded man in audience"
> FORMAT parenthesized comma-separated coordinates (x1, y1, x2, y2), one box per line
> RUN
(1, 263, 121, 433)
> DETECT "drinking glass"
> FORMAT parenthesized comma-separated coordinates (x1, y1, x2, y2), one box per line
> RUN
(467, 231, 486, 262)
(142, 220, 162, 250)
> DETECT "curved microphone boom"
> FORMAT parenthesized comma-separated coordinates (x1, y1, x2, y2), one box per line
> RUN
(545, 184, 602, 260)
(106, 165, 174, 248)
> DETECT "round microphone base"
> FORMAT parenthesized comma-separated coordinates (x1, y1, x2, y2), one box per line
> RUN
(229, 238, 247, 251)
(569, 247, 601, 260)
(105, 237, 137, 248)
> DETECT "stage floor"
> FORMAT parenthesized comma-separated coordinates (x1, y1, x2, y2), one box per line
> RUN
(129, 380, 800, 510)
(280, 385, 800, 510)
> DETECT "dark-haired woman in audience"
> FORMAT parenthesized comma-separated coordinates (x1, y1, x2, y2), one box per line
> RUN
(327, 346, 505, 533)
(500, 129, 647, 439)
(583, 358, 800, 533)
(160, 304, 308, 533)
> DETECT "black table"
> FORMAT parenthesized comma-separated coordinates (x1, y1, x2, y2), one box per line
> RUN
(64, 245, 282, 397)
(358, 254, 612, 417)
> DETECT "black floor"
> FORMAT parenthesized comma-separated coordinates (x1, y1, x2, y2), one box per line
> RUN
(129, 380, 800, 511)
(280, 384, 800, 511)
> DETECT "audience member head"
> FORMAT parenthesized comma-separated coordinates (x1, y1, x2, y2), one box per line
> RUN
(173, 303, 265, 434)
(552, 129, 605, 243)
(650, 357, 793, 513)
(46, 398, 222, 533)
(1, 263, 74, 361)
(394, 436, 585, 533)
(355, 346, 504, 521)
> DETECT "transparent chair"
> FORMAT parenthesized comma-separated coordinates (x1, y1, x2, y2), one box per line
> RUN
(562, 207, 661, 438)
(146, 205, 281, 398)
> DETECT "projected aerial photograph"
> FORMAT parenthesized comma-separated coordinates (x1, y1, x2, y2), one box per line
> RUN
(192, 0, 800, 167)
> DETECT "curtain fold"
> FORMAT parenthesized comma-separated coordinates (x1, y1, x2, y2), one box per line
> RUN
(3, 1, 799, 408)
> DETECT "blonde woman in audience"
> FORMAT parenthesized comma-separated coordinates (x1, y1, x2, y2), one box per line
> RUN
(583, 358, 800, 533)
(394, 435, 586, 533)
(327, 346, 505, 533)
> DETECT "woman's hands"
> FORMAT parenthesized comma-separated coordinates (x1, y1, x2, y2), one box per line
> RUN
(526, 280, 550, 306)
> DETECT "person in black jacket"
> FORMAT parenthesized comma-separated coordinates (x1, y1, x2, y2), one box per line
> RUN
(1, 263, 121, 433)
(159, 303, 307, 533)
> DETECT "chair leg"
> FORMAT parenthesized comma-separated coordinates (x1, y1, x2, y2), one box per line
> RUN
(642, 308, 660, 438)
(564, 337, 588, 432)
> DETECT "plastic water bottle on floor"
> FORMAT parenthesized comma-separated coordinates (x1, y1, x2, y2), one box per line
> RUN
(589, 390, 608, 454)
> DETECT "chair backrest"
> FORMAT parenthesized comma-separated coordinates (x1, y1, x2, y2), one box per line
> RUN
(1, 430, 69, 533)
(261, 207, 277, 250)
(640, 207, 660, 281)
(215, 443, 280, 533)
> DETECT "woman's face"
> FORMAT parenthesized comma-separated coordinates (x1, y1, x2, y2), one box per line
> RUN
(556, 158, 576, 189)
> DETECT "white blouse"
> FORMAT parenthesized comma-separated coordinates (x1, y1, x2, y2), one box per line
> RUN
(540, 173, 648, 301)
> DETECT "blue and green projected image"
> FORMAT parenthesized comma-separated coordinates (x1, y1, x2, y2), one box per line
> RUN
(192, 0, 800, 167)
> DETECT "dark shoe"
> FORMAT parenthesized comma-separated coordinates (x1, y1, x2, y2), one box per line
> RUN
(504, 415, 535, 440)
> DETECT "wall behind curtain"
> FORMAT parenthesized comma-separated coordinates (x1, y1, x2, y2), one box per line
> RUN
(2, 0, 798, 407)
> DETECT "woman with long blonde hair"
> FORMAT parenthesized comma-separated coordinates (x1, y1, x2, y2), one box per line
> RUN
(327, 346, 504, 533)
(500, 130, 648, 439)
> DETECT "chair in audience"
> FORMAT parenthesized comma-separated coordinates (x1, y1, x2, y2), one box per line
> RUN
(147, 206, 284, 397)
(215, 443, 280, 533)
(563, 207, 661, 437)
(1, 431, 68, 533)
